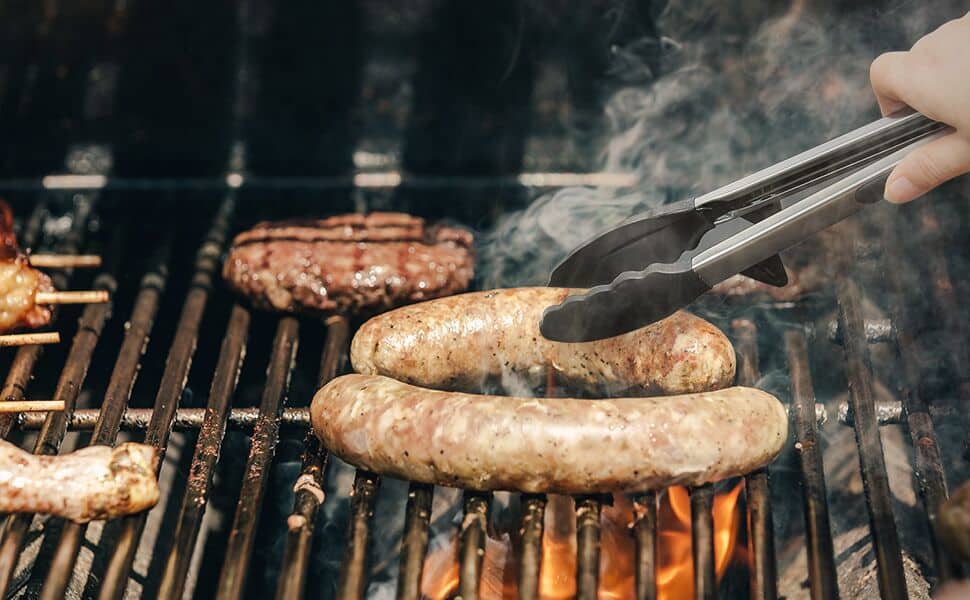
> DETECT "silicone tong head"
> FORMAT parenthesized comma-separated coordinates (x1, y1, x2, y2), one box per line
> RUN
(542, 205, 788, 342)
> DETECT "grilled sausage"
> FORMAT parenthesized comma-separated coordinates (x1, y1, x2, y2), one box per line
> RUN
(351, 287, 736, 396)
(311, 374, 788, 493)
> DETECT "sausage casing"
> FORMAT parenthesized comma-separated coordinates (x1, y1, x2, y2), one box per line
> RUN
(311, 374, 788, 494)
(350, 287, 736, 396)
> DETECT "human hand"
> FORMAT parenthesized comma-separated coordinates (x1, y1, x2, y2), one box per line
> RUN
(869, 12, 970, 203)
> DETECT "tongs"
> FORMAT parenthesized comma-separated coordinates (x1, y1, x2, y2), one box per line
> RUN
(540, 111, 951, 342)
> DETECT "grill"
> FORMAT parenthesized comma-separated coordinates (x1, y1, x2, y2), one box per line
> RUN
(0, 1, 968, 599)
(0, 186, 962, 600)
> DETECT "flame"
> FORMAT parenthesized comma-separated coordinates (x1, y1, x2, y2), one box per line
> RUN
(421, 482, 744, 599)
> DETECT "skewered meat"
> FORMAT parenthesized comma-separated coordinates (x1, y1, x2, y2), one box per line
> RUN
(0, 440, 159, 523)
(939, 480, 970, 562)
(223, 212, 474, 316)
(0, 201, 53, 332)
(311, 374, 788, 493)
(351, 287, 736, 396)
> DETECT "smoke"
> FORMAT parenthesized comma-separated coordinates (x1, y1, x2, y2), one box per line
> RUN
(477, 0, 943, 289)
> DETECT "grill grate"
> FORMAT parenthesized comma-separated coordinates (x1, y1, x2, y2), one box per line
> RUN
(0, 191, 962, 600)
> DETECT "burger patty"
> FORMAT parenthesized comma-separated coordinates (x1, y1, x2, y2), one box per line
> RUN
(223, 213, 475, 316)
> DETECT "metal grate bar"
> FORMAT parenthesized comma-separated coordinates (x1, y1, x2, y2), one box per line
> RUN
(276, 315, 349, 600)
(732, 319, 778, 600)
(15, 406, 311, 431)
(396, 482, 435, 600)
(217, 316, 300, 599)
(836, 275, 907, 600)
(0, 266, 115, 595)
(633, 492, 657, 600)
(785, 330, 839, 600)
(575, 496, 602, 600)
(457, 491, 490, 600)
(517, 494, 546, 600)
(97, 195, 236, 600)
(156, 304, 251, 600)
(0, 199, 92, 440)
(881, 211, 956, 581)
(40, 235, 173, 600)
(690, 484, 717, 600)
(337, 471, 382, 599)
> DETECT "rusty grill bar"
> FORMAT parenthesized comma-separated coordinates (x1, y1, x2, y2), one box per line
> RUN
(0, 195, 961, 600)
(158, 304, 251, 600)
(785, 330, 839, 600)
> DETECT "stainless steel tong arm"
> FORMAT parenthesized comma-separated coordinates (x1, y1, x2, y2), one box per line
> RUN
(691, 126, 949, 286)
(693, 111, 947, 214)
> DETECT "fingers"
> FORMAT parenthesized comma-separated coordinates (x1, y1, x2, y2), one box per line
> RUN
(869, 52, 910, 117)
(884, 132, 970, 203)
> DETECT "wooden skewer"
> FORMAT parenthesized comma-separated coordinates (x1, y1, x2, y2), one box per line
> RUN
(0, 400, 64, 413)
(0, 332, 60, 347)
(35, 290, 109, 305)
(28, 254, 102, 269)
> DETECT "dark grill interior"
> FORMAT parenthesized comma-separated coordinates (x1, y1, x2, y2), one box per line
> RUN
(0, 1, 969, 599)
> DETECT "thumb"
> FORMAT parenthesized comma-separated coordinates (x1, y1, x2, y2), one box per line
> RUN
(884, 132, 970, 203)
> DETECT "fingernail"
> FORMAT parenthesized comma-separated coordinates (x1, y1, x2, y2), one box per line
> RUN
(885, 176, 920, 203)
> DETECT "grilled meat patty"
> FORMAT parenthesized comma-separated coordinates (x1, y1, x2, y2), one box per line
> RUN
(0, 440, 159, 523)
(312, 374, 787, 493)
(351, 287, 736, 396)
(223, 212, 474, 316)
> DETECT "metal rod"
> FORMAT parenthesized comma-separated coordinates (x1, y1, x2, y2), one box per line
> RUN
(690, 484, 717, 600)
(276, 315, 349, 600)
(827, 317, 895, 344)
(35, 289, 110, 305)
(633, 492, 657, 600)
(838, 396, 962, 426)
(0, 269, 115, 596)
(458, 492, 490, 600)
(0, 171, 640, 192)
(157, 305, 251, 600)
(517, 494, 546, 600)
(97, 195, 235, 600)
(217, 317, 299, 599)
(0, 332, 60, 347)
(0, 400, 62, 412)
(16, 406, 310, 431)
(883, 207, 957, 581)
(28, 253, 102, 268)
(575, 496, 602, 600)
(732, 319, 777, 600)
(785, 330, 839, 600)
(836, 275, 907, 600)
(337, 471, 382, 600)
(11, 402, 836, 434)
(745, 472, 777, 600)
(396, 483, 435, 600)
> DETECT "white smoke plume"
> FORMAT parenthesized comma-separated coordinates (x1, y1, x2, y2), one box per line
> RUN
(478, 0, 960, 288)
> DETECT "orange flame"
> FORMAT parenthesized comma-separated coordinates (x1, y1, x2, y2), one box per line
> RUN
(421, 483, 744, 599)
